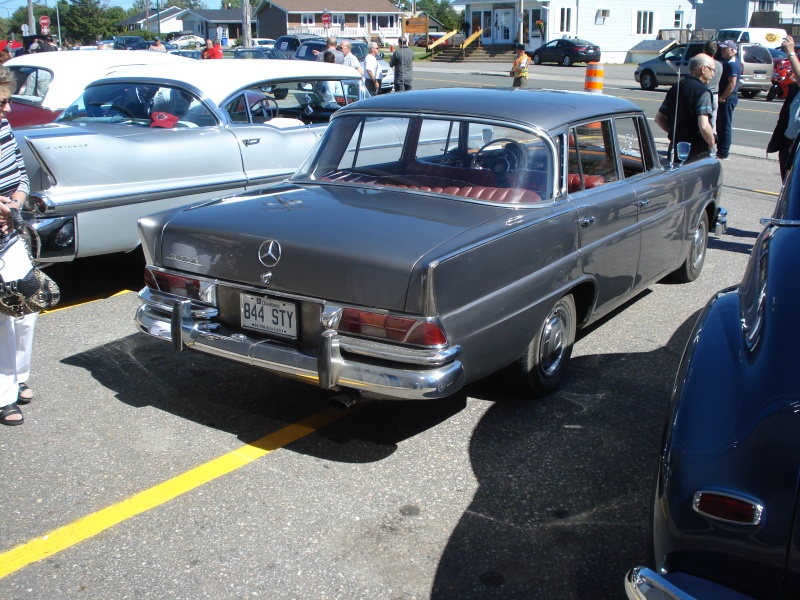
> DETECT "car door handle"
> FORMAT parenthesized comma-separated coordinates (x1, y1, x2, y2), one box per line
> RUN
(579, 217, 595, 228)
(634, 199, 650, 207)
(243, 138, 260, 146)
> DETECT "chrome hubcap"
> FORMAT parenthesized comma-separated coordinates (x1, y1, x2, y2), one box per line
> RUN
(539, 308, 567, 376)
(691, 222, 707, 269)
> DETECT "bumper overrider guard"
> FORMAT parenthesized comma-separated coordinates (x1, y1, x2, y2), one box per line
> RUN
(135, 287, 465, 401)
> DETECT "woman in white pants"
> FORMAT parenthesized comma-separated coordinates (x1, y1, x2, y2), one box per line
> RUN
(0, 64, 34, 426)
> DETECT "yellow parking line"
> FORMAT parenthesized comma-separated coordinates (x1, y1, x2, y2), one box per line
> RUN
(0, 407, 351, 579)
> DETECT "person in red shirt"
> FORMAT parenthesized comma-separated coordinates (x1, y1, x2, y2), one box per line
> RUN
(204, 39, 223, 59)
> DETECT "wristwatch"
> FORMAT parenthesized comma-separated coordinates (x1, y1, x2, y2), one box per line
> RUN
(790, 52, 797, 56)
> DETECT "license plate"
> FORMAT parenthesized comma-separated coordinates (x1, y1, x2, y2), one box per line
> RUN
(755, 74, 765, 78)
(240, 294, 297, 338)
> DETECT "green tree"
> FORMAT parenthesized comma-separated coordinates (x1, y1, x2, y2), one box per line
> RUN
(62, 0, 108, 44)
(417, 0, 460, 32)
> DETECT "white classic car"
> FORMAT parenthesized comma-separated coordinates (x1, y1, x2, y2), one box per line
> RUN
(14, 59, 368, 263)
(5, 50, 191, 127)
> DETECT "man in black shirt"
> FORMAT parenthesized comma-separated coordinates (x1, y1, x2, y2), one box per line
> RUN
(654, 54, 716, 162)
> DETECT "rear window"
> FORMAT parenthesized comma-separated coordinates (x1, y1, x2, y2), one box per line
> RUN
(9, 66, 52, 105)
(742, 45, 771, 64)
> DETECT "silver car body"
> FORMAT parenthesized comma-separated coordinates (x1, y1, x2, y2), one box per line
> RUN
(15, 59, 367, 263)
(135, 88, 724, 402)
(635, 41, 773, 96)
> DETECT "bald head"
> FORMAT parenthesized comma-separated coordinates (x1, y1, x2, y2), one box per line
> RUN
(690, 53, 714, 82)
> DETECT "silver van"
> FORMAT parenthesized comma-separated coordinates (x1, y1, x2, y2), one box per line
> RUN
(634, 41, 773, 97)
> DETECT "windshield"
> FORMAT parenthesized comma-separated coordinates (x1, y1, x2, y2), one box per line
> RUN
(294, 114, 555, 204)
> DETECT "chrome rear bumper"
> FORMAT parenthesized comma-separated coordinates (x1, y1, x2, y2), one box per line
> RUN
(625, 566, 755, 600)
(135, 294, 465, 401)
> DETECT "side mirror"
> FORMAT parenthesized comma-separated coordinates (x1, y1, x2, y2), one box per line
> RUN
(482, 128, 493, 145)
(378, 52, 384, 59)
(676, 141, 691, 163)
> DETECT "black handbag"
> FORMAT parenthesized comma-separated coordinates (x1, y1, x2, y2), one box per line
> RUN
(0, 210, 60, 316)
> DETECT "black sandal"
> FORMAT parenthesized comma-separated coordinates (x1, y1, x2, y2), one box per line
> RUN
(16, 382, 32, 405)
(0, 403, 23, 426)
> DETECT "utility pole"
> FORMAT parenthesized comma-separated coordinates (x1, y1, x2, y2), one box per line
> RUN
(242, 0, 251, 47)
(27, 0, 34, 38)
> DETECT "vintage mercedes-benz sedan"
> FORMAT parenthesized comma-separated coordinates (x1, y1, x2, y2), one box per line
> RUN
(14, 59, 367, 263)
(135, 88, 725, 402)
(625, 143, 800, 600)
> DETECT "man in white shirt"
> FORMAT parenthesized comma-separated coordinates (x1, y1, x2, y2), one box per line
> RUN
(364, 42, 381, 95)
(340, 40, 364, 77)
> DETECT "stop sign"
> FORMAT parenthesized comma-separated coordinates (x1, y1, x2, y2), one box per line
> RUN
(321, 12, 331, 29)
(39, 15, 50, 28)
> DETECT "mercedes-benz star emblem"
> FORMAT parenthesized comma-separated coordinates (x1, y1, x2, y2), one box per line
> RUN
(258, 240, 282, 267)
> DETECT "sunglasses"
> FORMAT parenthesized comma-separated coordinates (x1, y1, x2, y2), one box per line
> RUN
(0, 98, 11, 108)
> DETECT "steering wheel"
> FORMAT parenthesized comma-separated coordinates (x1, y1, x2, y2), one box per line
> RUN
(257, 98, 280, 121)
(472, 138, 528, 179)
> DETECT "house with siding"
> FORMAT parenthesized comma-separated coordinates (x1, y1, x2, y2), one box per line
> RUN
(118, 6, 185, 35)
(253, 0, 402, 46)
(695, 0, 794, 30)
(461, 0, 700, 63)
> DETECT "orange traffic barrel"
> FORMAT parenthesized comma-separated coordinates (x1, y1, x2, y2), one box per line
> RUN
(584, 62, 604, 94)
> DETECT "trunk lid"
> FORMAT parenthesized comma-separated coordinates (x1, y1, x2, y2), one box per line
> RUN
(158, 183, 511, 312)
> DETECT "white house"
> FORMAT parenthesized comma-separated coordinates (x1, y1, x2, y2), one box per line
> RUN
(461, 0, 699, 63)
(695, 0, 795, 30)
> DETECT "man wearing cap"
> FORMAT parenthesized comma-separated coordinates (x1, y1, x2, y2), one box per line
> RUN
(510, 43, 529, 88)
(716, 40, 741, 160)
(150, 37, 166, 52)
(655, 54, 716, 162)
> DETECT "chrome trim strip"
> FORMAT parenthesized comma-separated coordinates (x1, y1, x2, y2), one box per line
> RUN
(760, 217, 800, 227)
(139, 287, 218, 319)
(338, 335, 459, 367)
(135, 303, 465, 400)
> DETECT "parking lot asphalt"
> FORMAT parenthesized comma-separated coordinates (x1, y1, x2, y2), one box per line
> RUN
(0, 63, 785, 598)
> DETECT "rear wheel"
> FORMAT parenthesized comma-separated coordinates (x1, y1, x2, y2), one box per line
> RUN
(640, 70, 657, 91)
(562, 54, 573, 67)
(532, 53, 542, 65)
(504, 295, 576, 397)
(739, 89, 759, 98)
(671, 211, 709, 283)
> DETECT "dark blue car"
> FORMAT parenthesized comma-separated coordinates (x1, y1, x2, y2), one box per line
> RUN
(626, 152, 800, 598)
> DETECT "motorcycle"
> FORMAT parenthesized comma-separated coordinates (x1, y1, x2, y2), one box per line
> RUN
(767, 57, 795, 101)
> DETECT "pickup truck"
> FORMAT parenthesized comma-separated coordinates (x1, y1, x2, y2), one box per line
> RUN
(634, 41, 773, 97)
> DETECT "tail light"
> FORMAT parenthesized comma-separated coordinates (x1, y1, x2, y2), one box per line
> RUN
(144, 267, 216, 304)
(693, 491, 764, 525)
(337, 308, 447, 346)
(574, 46, 587, 51)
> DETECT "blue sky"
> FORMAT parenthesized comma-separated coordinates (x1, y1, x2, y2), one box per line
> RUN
(0, 0, 141, 19)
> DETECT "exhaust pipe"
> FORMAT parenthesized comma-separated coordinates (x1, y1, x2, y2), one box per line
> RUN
(329, 392, 361, 409)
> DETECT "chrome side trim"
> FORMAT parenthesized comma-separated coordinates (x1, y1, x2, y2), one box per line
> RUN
(135, 302, 465, 400)
(624, 567, 698, 600)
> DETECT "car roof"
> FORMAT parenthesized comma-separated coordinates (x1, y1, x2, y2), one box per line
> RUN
(94, 59, 363, 105)
(6, 50, 192, 108)
(335, 88, 640, 131)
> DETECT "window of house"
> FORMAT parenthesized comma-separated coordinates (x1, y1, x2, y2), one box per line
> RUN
(301, 13, 315, 27)
(758, 1, 775, 10)
(795, 1, 800, 15)
(636, 11, 654, 35)
(332, 14, 344, 27)
(560, 8, 571, 33)
(674, 11, 683, 28)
